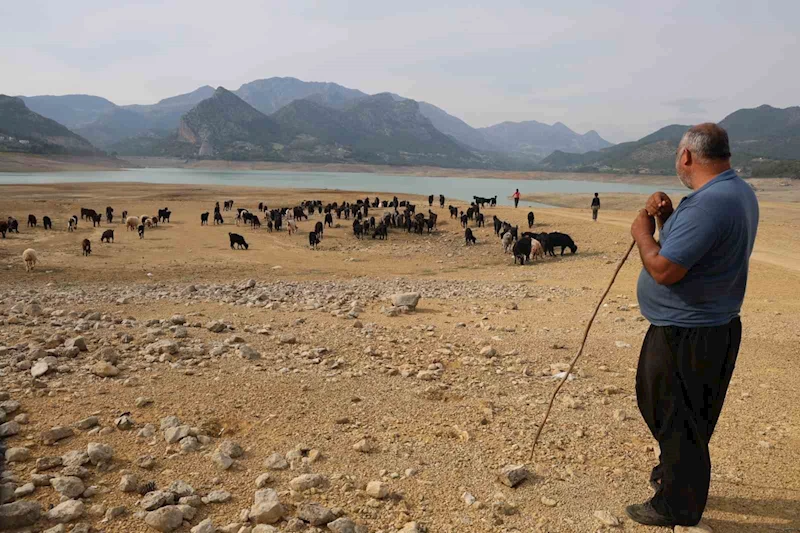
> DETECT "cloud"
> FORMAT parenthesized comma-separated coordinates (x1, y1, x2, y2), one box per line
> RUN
(2, 0, 800, 142)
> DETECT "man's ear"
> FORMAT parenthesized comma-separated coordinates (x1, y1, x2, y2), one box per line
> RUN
(683, 149, 693, 167)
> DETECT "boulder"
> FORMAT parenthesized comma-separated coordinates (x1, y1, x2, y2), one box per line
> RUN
(264, 452, 288, 470)
(87, 442, 114, 465)
(0, 500, 42, 529)
(50, 476, 85, 498)
(91, 361, 120, 378)
(191, 518, 215, 533)
(65, 337, 88, 352)
(289, 474, 327, 492)
(140, 490, 176, 511)
(0, 421, 20, 438)
(42, 426, 74, 445)
(365, 481, 389, 500)
(5, 447, 31, 463)
(144, 506, 184, 532)
(46, 500, 85, 523)
(498, 464, 529, 488)
(390, 293, 421, 309)
(297, 502, 335, 526)
(250, 489, 285, 524)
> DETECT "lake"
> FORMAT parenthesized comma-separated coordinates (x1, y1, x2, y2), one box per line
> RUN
(0, 168, 683, 208)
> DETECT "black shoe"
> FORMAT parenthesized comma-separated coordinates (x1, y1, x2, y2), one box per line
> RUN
(625, 501, 677, 527)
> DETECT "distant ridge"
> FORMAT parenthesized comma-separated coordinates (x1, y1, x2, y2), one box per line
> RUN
(12, 78, 800, 176)
(0, 95, 98, 155)
(540, 106, 800, 177)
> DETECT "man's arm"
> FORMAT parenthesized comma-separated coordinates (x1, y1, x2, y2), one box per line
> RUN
(631, 210, 688, 286)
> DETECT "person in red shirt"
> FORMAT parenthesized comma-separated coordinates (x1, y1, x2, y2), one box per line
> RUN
(512, 189, 521, 208)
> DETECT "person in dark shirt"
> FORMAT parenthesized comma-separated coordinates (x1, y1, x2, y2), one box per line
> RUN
(591, 193, 600, 221)
(626, 123, 759, 527)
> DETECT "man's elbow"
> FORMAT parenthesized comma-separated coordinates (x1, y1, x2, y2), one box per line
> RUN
(651, 265, 687, 286)
(652, 272, 677, 286)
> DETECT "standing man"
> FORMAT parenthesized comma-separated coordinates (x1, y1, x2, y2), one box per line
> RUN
(512, 188, 521, 208)
(591, 192, 600, 221)
(627, 123, 759, 527)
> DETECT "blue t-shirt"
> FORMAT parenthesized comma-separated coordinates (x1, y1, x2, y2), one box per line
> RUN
(637, 170, 759, 327)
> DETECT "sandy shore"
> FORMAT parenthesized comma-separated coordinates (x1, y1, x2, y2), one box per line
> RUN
(0, 153, 133, 173)
(0, 183, 797, 532)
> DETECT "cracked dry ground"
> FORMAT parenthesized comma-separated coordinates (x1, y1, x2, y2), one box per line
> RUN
(0, 183, 798, 533)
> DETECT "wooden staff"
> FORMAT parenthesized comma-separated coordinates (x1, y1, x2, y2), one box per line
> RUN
(529, 239, 637, 460)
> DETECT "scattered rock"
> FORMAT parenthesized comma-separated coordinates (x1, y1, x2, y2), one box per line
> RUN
(0, 421, 20, 438)
(203, 490, 232, 504)
(87, 442, 114, 465)
(0, 500, 42, 529)
(250, 489, 285, 524)
(75, 416, 100, 430)
(352, 438, 373, 453)
(47, 499, 85, 523)
(297, 502, 335, 526)
(593, 510, 621, 527)
(191, 518, 216, 533)
(144, 505, 184, 532)
(279, 334, 297, 345)
(365, 481, 389, 499)
(211, 450, 234, 470)
(50, 476, 85, 498)
(255, 473, 273, 488)
(42, 426, 74, 445)
(498, 464, 529, 488)
(91, 361, 120, 378)
(141, 490, 176, 511)
(289, 474, 328, 492)
(264, 453, 289, 471)
(390, 293, 421, 309)
(5, 447, 31, 463)
(120, 474, 139, 493)
(218, 440, 244, 458)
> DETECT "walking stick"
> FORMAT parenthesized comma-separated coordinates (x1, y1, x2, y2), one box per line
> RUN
(529, 239, 637, 460)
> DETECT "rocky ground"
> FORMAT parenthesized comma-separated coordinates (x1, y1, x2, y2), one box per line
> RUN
(0, 183, 798, 533)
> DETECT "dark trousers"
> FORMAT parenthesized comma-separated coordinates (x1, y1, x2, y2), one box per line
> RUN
(513, 198, 519, 208)
(636, 318, 741, 525)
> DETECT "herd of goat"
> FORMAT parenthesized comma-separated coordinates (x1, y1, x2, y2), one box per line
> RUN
(214, 194, 576, 266)
(3, 193, 577, 270)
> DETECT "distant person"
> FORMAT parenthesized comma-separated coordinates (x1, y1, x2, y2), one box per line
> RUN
(627, 123, 759, 527)
(512, 189, 520, 208)
(591, 192, 600, 221)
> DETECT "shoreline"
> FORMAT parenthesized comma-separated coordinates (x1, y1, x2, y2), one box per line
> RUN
(1, 153, 678, 186)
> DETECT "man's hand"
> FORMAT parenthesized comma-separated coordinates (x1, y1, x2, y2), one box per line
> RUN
(646, 192, 673, 223)
(631, 209, 656, 241)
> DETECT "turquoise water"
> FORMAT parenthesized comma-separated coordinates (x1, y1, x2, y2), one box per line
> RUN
(0, 168, 684, 208)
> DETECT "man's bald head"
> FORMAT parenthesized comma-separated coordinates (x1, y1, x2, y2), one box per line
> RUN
(675, 123, 732, 189)
(679, 123, 731, 163)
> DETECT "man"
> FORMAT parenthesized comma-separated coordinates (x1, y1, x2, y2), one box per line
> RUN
(512, 188, 521, 208)
(627, 123, 759, 527)
(591, 192, 601, 221)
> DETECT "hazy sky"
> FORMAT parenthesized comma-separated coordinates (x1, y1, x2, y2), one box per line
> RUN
(2, 0, 799, 142)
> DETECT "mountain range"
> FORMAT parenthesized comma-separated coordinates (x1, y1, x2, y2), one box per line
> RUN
(0, 95, 97, 155)
(5, 77, 800, 176)
(17, 77, 610, 165)
(541, 105, 800, 176)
